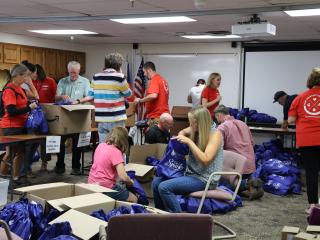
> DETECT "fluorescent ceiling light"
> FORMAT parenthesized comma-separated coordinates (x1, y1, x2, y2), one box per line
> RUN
(110, 16, 196, 24)
(181, 34, 241, 39)
(284, 8, 320, 17)
(29, 30, 97, 35)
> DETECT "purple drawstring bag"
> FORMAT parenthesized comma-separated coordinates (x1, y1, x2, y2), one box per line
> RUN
(156, 139, 187, 179)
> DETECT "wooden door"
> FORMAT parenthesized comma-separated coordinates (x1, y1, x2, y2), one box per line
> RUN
(44, 49, 57, 79)
(56, 50, 68, 80)
(34, 48, 45, 67)
(20, 46, 34, 63)
(0, 43, 3, 63)
(3, 44, 20, 64)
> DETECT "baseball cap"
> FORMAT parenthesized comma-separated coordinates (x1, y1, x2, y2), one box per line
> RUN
(273, 91, 287, 103)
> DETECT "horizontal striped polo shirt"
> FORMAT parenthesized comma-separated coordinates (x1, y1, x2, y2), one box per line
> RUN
(88, 68, 132, 122)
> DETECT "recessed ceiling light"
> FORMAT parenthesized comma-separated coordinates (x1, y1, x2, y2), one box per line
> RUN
(284, 8, 320, 17)
(110, 16, 196, 24)
(29, 30, 97, 35)
(181, 34, 241, 39)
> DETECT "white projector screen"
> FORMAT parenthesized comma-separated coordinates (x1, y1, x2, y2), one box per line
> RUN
(138, 53, 241, 110)
(244, 50, 320, 123)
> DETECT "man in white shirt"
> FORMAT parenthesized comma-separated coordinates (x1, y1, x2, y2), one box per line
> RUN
(187, 79, 206, 108)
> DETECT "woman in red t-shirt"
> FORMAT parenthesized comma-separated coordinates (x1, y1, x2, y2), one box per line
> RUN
(201, 72, 222, 117)
(0, 64, 37, 181)
(288, 67, 320, 213)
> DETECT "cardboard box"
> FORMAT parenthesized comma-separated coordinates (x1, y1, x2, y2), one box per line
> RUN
(294, 232, 316, 240)
(15, 182, 115, 212)
(282, 226, 300, 240)
(128, 144, 167, 198)
(125, 102, 135, 127)
(171, 106, 191, 136)
(41, 103, 95, 135)
(50, 198, 167, 240)
(307, 226, 320, 234)
(50, 209, 107, 240)
(129, 143, 167, 165)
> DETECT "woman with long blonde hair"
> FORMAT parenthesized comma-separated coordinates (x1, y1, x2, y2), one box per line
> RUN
(201, 72, 222, 117)
(88, 126, 137, 202)
(152, 106, 224, 212)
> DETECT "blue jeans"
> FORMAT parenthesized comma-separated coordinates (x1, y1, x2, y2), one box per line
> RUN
(98, 121, 125, 143)
(152, 176, 206, 213)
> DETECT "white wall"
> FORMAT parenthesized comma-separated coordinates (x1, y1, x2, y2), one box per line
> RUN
(0, 32, 85, 52)
(85, 44, 132, 80)
(85, 42, 242, 108)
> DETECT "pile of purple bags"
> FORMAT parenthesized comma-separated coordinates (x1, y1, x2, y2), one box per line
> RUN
(252, 139, 301, 196)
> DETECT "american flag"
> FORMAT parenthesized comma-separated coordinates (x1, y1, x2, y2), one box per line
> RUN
(134, 58, 147, 120)
(126, 62, 135, 102)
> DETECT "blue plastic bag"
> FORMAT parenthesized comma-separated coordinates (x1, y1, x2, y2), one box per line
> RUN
(146, 156, 160, 167)
(52, 236, 78, 240)
(38, 222, 73, 240)
(0, 199, 33, 240)
(156, 139, 187, 179)
(263, 179, 291, 196)
(25, 106, 49, 133)
(54, 99, 73, 105)
(178, 186, 242, 214)
(263, 159, 290, 175)
(126, 171, 149, 205)
(130, 204, 148, 214)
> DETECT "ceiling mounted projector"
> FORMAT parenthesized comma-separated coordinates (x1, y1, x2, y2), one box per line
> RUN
(231, 14, 276, 37)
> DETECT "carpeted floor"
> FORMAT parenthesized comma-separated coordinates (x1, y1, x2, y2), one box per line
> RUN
(8, 151, 309, 240)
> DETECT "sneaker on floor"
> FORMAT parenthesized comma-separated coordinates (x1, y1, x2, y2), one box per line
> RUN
(71, 168, 81, 175)
(54, 167, 66, 174)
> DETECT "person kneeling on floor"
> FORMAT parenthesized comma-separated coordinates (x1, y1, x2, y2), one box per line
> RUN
(88, 127, 138, 203)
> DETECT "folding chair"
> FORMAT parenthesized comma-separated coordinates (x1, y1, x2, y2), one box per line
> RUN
(0, 220, 22, 240)
(104, 213, 213, 240)
(189, 150, 246, 239)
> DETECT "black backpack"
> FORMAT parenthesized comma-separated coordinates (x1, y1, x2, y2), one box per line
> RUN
(0, 86, 23, 117)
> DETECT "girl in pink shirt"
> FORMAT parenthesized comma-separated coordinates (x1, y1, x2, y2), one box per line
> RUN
(88, 127, 137, 202)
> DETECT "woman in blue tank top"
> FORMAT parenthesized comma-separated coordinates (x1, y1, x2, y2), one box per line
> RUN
(152, 106, 224, 213)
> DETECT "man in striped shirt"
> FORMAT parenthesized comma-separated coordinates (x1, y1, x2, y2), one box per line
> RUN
(78, 53, 132, 143)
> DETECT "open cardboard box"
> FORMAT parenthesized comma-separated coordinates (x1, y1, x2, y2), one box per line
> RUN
(50, 194, 167, 240)
(15, 182, 115, 212)
(128, 143, 167, 198)
(293, 232, 316, 240)
(41, 103, 95, 135)
(281, 226, 300, 240)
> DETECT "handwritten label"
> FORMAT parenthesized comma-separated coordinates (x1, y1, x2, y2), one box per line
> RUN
(46, 136, 61, 153)
(77, 132, 91, 147)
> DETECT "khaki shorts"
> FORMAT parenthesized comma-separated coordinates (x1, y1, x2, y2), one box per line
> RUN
(148, 118, 160, 128)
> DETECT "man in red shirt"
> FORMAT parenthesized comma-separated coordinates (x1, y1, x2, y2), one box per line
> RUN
(134, 62, 169, 125)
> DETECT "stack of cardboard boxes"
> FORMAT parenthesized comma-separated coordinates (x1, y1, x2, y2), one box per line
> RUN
(282, 226, 320, 240)
(16, 182, 166, 240)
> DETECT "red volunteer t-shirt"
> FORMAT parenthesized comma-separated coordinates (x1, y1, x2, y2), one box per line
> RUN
(32, 77, 57, 103)
(1, 83, 28, 128)
(201, 86, 220, 116)
(145, 74, 169, 119)
(288, 87, 320, 147)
